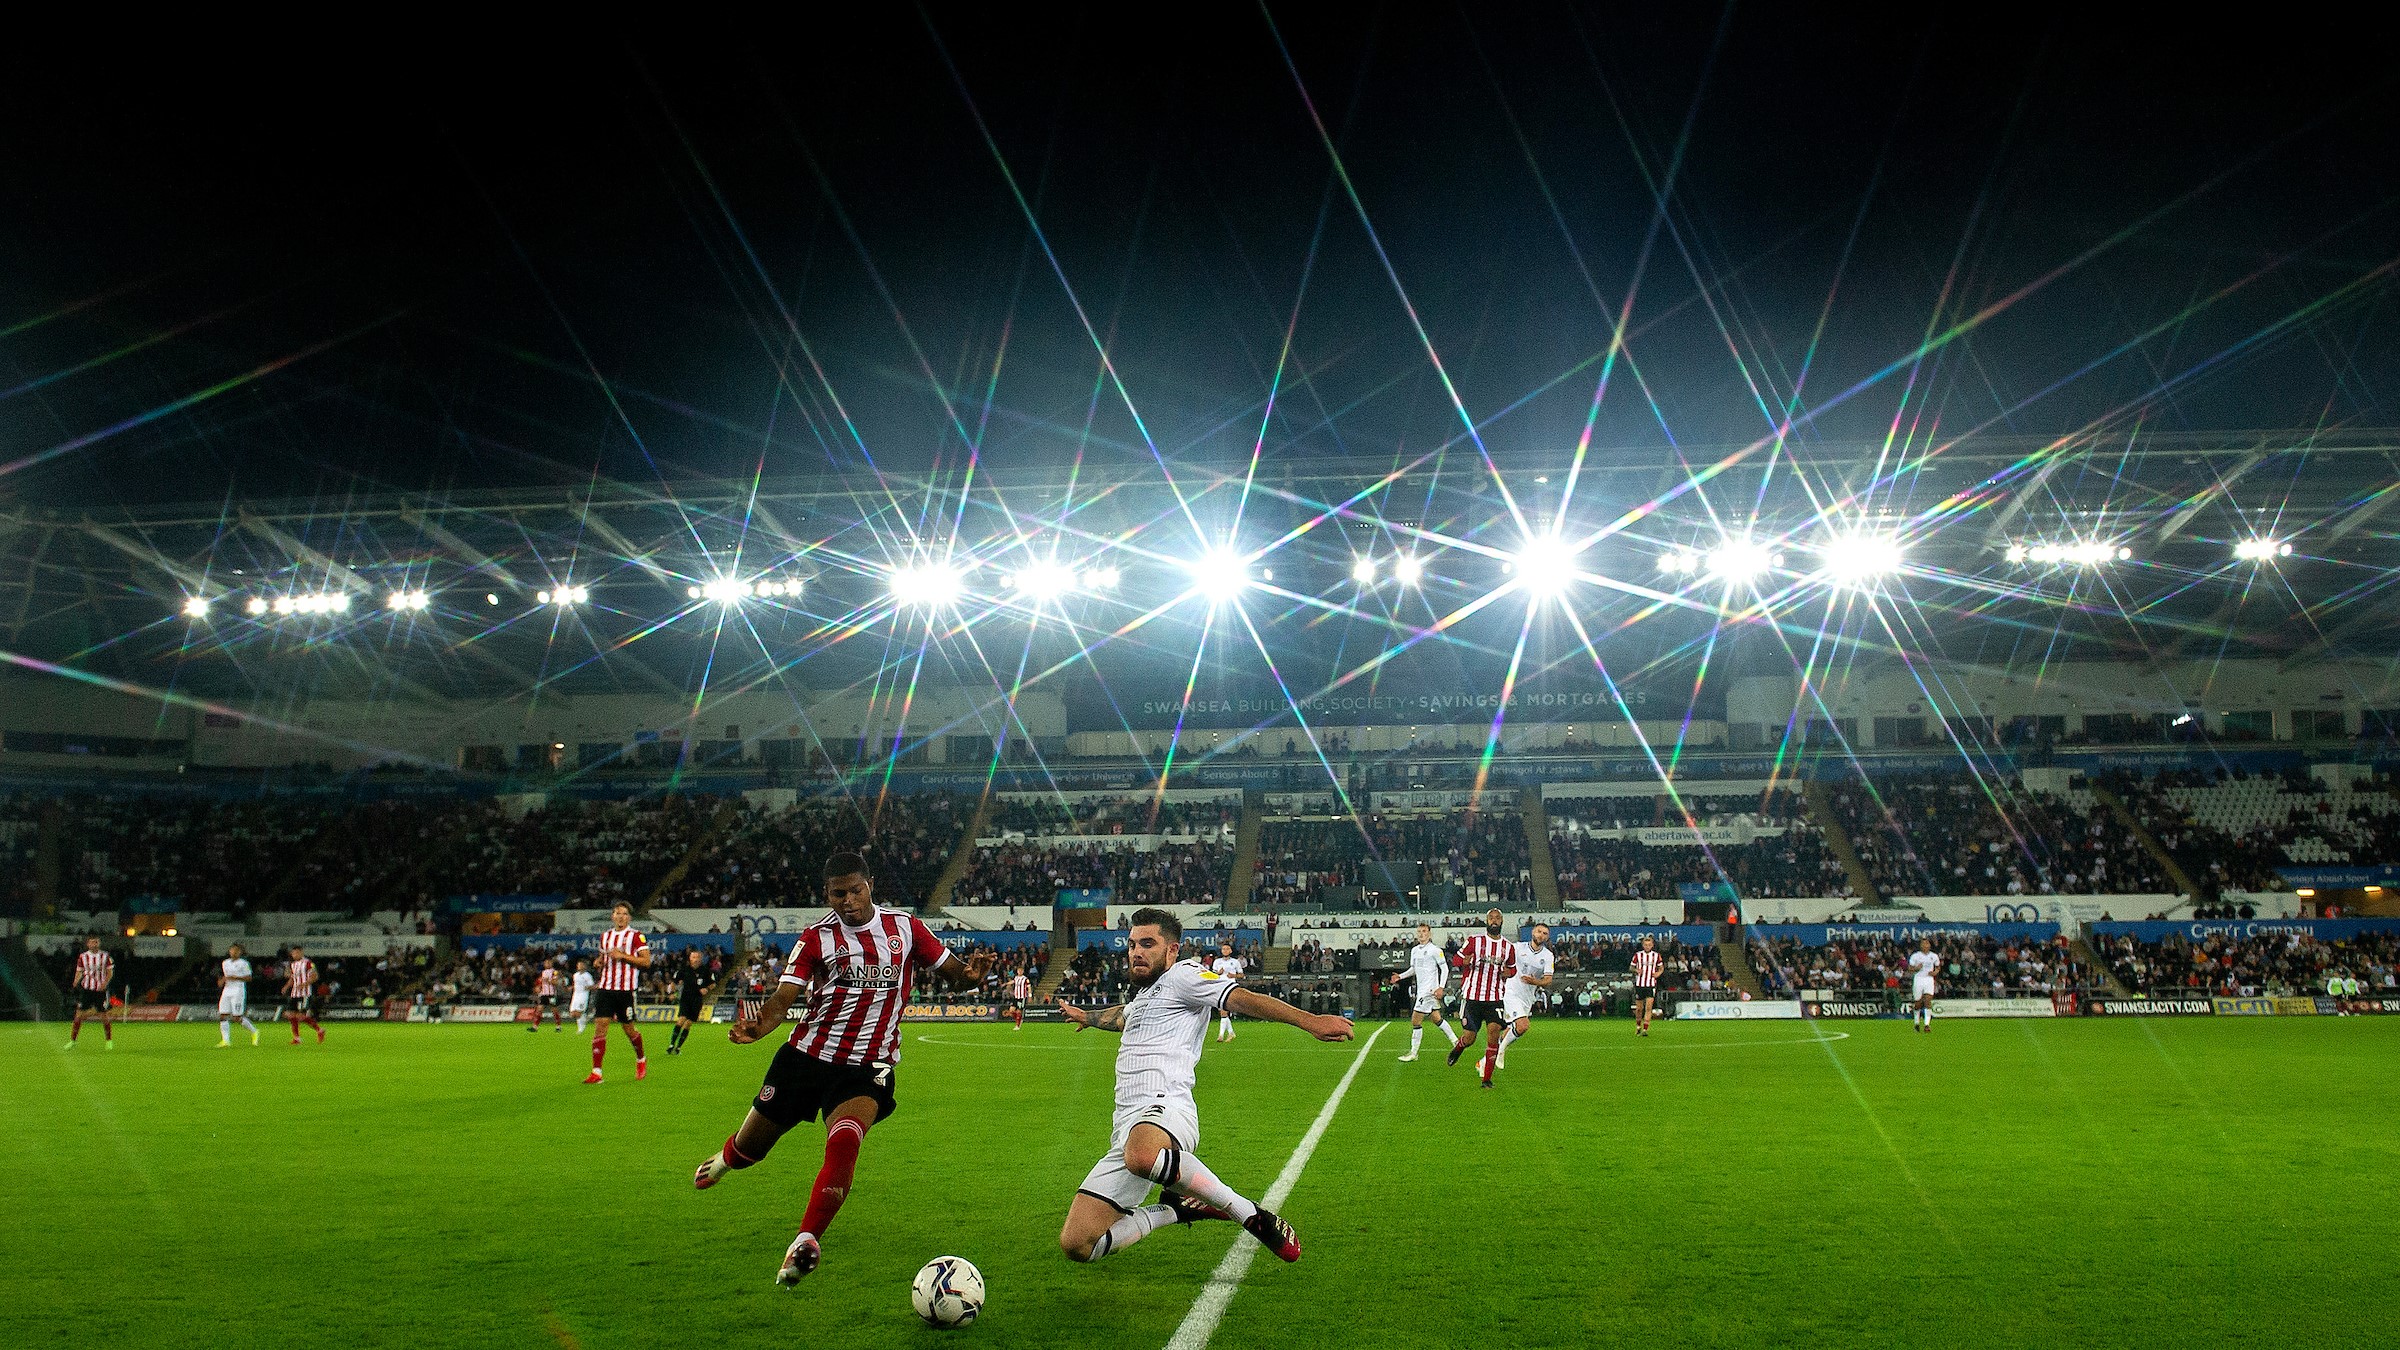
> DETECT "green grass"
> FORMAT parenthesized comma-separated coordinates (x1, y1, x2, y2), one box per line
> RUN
(8, 1015, 2399, 1349)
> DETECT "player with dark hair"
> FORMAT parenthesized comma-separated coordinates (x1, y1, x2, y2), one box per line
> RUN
(1445, 909, 1515, 1087)
(67, 936, 114, 1049)
(691, 851, 995, 1286)
(583, 903, 652, 1083)
(1630, 934, 1664, 1036)
(1907, 937, 1940, 1032)
(283, 945, 325, 1045)
(667, 947, 713, 1054)
(529, 957, 565, 1032)
(1055, 906, 1352, 1265)
(216, 942, 260, 1048)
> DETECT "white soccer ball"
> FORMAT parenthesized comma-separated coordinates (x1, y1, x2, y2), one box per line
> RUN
(911, 1255, 984, 1329)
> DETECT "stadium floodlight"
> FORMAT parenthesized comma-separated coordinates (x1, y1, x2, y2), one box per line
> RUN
(2013, 541, 2129, 566)
(1185, 548, 1251, 605)
(537, 585, 588, 607)
(1507, 534, 1584, 600)
(1007, 559, 1081, 603)
(1658, 549, 1700, 576)
(699, 577, 748, 605)
(889, 559, 966, 609)
(1082, 565, 1120, 591)
(1704, 538, 1782, 585)
(1350, 557, 1377, 585)
(2232, 538, 2292, 563)
(181, 596, 210, 619)
(1817, 532, 1905, 587)
(386, 591, 431, 612)
(244, 597, 268, 616)
(1393, 554, 1425, 587)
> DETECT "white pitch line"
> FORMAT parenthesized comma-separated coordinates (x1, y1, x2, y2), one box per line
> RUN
(1164, 1023, 1387, 1350)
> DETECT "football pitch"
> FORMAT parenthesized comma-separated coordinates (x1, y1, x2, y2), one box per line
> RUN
(9, 1016, 2397, 1350)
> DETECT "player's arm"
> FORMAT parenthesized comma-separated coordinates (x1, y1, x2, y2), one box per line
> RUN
(1224, 986, 1353, 1042)
(930, 949, 995, 990)
(621, 940, 653, 969)
(1058, 1001, 1126, 1032)
(728, 979, 801, 1045)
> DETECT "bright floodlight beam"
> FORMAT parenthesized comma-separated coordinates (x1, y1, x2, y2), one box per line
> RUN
(1510, 535, 1582, 599)
(2232, 538, 2292, 562)
(1818, 533, 1904, 586)
(1009, 559, 1079, 603)
(1350, 557, 1377, 585)
(181, 596, 210, 618)
(1186, 548, 1250, 605)
(889, 560, 966, 609)
(1393, 554, 1424, 586)
(1704, 538, 1781, 584)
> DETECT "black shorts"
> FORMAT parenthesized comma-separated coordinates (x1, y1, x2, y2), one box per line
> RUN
(591, 990, 637, 1022)
(1633, 985, 1659, 1003)
(538, 994, 559, 1008)
(288, 995, 314, 1015)
(1461, 998, 1506, 1033)
(752, 1043, 898, 1129)
(75, 988, 109, 1013)
(677, 995, 706, 1021)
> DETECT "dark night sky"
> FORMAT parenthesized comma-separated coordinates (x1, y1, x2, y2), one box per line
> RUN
(4, 8, 2396, 513)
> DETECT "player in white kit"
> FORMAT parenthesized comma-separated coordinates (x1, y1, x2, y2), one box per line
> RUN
(1392, 923, 1460, 1061)
(1906, 938, 1940, 1032)
(1496, 924, 1555, 1070)
(1209, 941, 1246, 1043)
(569, 959, 596, 1033)
(215, 943, 259, 1047)
(1055, 907, 1351, 1266)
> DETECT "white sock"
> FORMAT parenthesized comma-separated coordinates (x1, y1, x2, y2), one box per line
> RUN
(1219, 1016, 1232, 1036)
(241, 1018, 258, 1034)
(219, 1020, 231, 1043)
(1143, 1149, 1258, 1223)
(1087, 1204, 1178, 1260)
(1500, 1027, 1520, 1052)
(1410, 1026, 1424, 1054)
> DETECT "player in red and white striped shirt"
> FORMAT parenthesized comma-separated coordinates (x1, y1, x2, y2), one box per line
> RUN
(528, 958, 563, 1033)
(584, 904, 653, 1083)
(67, 936, 114, 1048)
(1445, 909, 1517, 1087)
(692, 850, 993, 1286)
(283, 945, 326, 1045)
(1008, 969, 1032, 1031)
(1630, 935, 1664, 1037)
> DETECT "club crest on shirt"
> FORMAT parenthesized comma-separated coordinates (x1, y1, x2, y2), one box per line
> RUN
(758, 1085, 776, 1102)
(886, 935, 903, 955)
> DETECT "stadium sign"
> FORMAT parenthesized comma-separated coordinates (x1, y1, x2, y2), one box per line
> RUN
(1077, 926, 1263, 951)
(1749, 922, 2059, 945)
(116, 1004, 183, 1021)
(440, 1004, 520, 1023)
(1802, 1000, 1889, 1018)
(1930, 998, 2055, 1018)
(1675, 999, 1803, 1020)
(2213, 997, 2278, 1015)
(2087, 918, 2400, 943)
(443, 893, 566, 914)
(2270, 865, 2400, 888)
(937, 929, 1051, 953)
(458, 932, 736, 957)
(901, 1003, 998, 1021)
(318, 1007, 382, 1021)
(2089, 998, 2214, 1015)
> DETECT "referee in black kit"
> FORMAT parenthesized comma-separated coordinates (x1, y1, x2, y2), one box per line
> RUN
(667, 947, 715, 1054)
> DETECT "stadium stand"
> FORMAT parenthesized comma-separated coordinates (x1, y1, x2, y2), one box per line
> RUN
(2092, 927, 2400, 997)
(1250, 809, 1533, 910)
(1746, 930, 2098, 995)
(1825, 774, 2178, 898)
(1545, 789, 1851, 900)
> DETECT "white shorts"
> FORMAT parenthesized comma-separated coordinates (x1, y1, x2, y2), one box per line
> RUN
(1077, 1097, 1202, 1214)
(1413, 990, 1445, 1015)
(1912, 974, 1938, 999)
(218, 986, 247, 1017)
(570, 996, 590, 1013)
(1503, 989, 1537, 1022)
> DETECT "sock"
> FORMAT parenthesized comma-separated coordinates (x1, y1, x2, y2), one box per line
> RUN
(102, 1020, 111, 1042)
(220, 1019, 232, 1043)
(591, 1034, 607, 1071)
(1481, 1039, 1497, 1081)
(720, 1134, 762, 1169)
(241, 1018, 258, 1035)
(1087, 1204, 1179, 1260)
(1141, 1149, 1258, 1223)
(799, 1118, 866, 1239)
(1409, 1026, 1424, 1055)
(624, 1026, 646, 1061)
(1500, 1027, 1520, 1053)
(71, 1014, 82, 1043)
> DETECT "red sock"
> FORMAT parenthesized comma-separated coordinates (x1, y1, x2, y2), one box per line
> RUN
(1481, 1039, 1497, 1080)
(800, 1118, 866, 1238)
(624, 1026, 645, 1060)
(70, 1014, 81, 1042)
(102, 1020, 111, 1041)
(591, 1034, 607, 1070)
(721, 1134, 761, 1169)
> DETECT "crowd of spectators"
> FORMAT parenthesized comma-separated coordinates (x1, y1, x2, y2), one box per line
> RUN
(949, 839, 1231, 908)
(1746, 932, 2094, 996)
(1251, 810, 1533, 909)
(2096, 929, 2400, 997)
(985, 795, 1237, 837)
(2101, 768, 2368, 896)
(1827, 776, 2176, 898)
(1549, 793, 1850, 901)
(656, 794, 970, 910)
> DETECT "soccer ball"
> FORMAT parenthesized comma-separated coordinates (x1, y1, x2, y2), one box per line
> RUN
(911, 1255, 984, 1329)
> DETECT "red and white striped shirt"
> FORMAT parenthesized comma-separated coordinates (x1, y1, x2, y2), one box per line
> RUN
(779, 907, 951, 1065)
(284, 958, 316, 999)
(535, 967, 559, 998)
(1631, 949, 1664, 988)
(1454, 934, 1516, 1002)
(72, 949, 113, 992)
(597, 927, 648, 991)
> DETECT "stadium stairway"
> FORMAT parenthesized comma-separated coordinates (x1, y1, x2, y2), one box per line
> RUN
(1715, 932, 1766, 998)
(2071, 935, 2135, 997)
(2087, 784, 2200, 900)
(1034, 905, 1109, 1002)
(0, 937, 63, 1021)
(923, 792, 994, 915)
(1520, 787, 1561, 909)
(1261, 943, 1293, 976)
(641, 798, 741, 910)
(1802, 780, 1883, 903)
(1223, 789, 1264, 912)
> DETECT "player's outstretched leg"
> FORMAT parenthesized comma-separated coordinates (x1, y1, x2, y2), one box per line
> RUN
(1445, 1018, 1476, 1067)
(778, 1106, 875, 1286)
(242, 1015, 259, 1045)
(1129, 1133, 1300, 1263)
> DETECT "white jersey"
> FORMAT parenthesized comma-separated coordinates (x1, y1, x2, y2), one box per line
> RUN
(217, 957, 252, 1015)
(1210, 956, 1246, 980)
(1506, 943, 1555, 1002)
(1907, 950, 1941, 991)
(1111, 959, 1237, 1114)
(570, 971, 596, 1009)
(1404, 942, 1448, 997)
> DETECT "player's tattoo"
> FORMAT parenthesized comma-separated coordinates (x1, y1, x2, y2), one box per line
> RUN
(1089, 1004, 1127, 1032)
